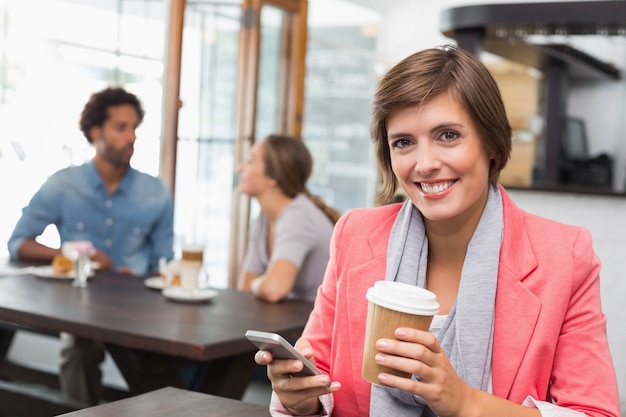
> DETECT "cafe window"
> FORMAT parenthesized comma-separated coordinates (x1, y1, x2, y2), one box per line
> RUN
(175, 1, 241, 288)
(303, 0, 380, 211)
(0, 0, 166, 257)
(0, 0, 383, 290)
(174, 0, 381, 288)
(175, 0, 311, 288)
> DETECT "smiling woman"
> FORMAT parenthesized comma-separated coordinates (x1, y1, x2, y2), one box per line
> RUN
(386, 93, 493, 225)
(256, 45, 619, 417)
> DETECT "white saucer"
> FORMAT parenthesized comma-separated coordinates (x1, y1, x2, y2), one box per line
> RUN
(32, 266, 95, 280)
(144, 276, 167, 290)
(162, 286, 218, 303)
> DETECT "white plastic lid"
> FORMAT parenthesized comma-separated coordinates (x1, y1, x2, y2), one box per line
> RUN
(366, 281, 439, 316)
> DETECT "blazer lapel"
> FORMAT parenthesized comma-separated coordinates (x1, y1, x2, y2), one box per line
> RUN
(367, 207, 398, 260)
(492, 265, 541, 398)
(492, 190, 541, 398)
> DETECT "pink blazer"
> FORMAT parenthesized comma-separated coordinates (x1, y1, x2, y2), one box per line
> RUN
(301, 186, 619, 417)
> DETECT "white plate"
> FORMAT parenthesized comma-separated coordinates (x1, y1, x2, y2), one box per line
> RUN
(162, 286, 218, 303)
(144, 276, 167, 290)
(31, 266, 95, 280)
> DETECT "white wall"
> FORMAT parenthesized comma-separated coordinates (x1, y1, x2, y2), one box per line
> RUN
(508, 189, 626, 415)
(374, 1, 626, 414)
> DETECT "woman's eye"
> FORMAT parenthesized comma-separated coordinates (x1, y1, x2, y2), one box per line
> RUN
(391, 138, 412, 148)
(439, 131, 459, 142)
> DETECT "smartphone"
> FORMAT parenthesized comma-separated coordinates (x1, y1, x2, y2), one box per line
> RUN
(245, 330, 322, 377)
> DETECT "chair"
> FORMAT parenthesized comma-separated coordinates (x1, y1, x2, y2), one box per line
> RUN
(559, 117, 613, 188)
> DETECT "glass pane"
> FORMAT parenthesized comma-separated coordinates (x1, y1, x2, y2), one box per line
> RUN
(0, 0, 166, 256)
(119, 0, 167, 58)
(255, 5, 284, 139)
(176, 2, 241, 288)
(304, 0, 381, 213)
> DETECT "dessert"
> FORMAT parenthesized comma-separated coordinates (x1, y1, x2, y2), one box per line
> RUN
(160, 271, 181, 286)
(52, 254, 73, 274)
(159, 258, 181, 286)
(170, 274, 181, 286)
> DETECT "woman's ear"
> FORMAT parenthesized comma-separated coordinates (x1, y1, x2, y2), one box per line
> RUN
(267, 176, 280, 190)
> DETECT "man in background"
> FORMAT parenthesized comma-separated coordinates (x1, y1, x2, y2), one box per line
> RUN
(7, 86, 174, 405)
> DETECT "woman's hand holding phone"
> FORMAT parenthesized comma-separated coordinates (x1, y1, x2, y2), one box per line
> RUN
(248, 331, 340, 415)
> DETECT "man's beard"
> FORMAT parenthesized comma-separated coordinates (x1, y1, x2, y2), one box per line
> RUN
(103, 148, 132, 167)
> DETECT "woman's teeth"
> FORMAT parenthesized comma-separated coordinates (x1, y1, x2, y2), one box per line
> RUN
(420, 181, 454, 194)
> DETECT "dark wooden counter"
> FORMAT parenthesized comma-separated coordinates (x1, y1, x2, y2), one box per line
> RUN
(56, 386, 270, 417)
(0, 269, 312, 411)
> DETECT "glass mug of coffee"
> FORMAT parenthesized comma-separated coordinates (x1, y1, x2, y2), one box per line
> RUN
(179, 244, 204, 292)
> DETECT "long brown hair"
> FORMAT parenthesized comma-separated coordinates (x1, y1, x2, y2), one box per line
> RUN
(371, 45, 512, 205)
(262, 134, 341, 224)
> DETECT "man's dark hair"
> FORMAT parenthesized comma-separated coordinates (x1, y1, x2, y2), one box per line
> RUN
(79, 86, 145, 143)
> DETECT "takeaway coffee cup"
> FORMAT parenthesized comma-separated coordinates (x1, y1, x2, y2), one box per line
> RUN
(179, 244, 204, 291)
(362, 281, 439, 385)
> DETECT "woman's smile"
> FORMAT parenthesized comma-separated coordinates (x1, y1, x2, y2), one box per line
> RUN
(418, 179, 458, 195)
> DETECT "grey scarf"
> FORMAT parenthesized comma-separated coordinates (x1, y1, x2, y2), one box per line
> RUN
(370, 185, 503, 417)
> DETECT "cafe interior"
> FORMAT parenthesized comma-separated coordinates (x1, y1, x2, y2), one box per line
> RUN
(0, 0, 625, 415)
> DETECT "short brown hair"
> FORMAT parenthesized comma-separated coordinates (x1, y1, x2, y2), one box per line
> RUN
(79, 86, 145, 143)
(371, 45, 512, 205)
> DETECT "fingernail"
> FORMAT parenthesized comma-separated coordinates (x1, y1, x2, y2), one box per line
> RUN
(376, 339, 387, 348)
(261, 352, 267, 360)
(378, 374, 387, 382)
(317, 376, 330, 386)
(396, 328, 406, 337)
(375, 354, 384, 363)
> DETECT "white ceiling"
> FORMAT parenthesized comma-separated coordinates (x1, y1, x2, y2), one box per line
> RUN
(345, 0, 409, 11)
(186, 0, 410, 13)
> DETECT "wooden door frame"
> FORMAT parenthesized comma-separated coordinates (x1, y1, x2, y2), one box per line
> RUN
(160, 0, 186, 194)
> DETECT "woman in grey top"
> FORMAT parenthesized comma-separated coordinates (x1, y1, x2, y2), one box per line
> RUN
(238, 135, 341, 303)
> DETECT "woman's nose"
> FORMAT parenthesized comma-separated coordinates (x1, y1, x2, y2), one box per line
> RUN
(414, 144, 440, 174)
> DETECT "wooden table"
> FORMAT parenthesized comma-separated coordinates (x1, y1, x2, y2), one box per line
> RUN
(0, 269, 313, 404)
(56, 386, 270, 416)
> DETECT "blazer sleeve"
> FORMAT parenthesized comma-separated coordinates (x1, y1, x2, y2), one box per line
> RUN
(549, 227, 619, 417)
